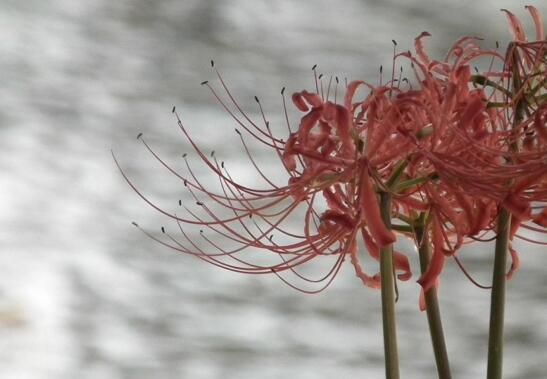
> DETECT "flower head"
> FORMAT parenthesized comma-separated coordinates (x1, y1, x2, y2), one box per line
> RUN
(116, 7, 546, 299)
(390, 7, 547, 294)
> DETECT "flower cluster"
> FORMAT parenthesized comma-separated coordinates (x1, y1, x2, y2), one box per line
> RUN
(116, 7, 546, 299)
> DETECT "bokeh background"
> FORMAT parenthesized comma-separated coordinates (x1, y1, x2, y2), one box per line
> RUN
(1, 1, 546, 378)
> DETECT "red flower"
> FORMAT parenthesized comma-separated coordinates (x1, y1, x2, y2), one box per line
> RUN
(114, 66, 416, 293)
(115, 7, 545, 298)
(392, 7, 547, 293)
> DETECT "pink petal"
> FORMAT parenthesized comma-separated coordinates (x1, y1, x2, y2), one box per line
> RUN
(502, 193, 531, 220)
(415, 31, 432, 65)
(344, 80, 364, 110)
(502, 9, 527, 41)
(300, 90, 323, 108)
(525, 5, 545, 41)
(320, 210, 355, 232)
(323, 188, 346, 213)
(349, 238, 381, 289)
(506, 245, 520, 280)
(360, 164, 396, 247)
(297, 108, 322, 146)
(394, 251, 412, 281)
(292, 92, 309, 112)
(417, 216, 446, 293)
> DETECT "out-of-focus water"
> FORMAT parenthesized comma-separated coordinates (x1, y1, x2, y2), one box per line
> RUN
(1, 1, 546, 378)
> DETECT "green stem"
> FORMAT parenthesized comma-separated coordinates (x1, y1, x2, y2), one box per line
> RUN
(415, 219, 452, 379)
(470, 75, 512, 96)
(379, 191, 400, 379)
(486, 208, 511, 379)
(487, 47, 522, 379)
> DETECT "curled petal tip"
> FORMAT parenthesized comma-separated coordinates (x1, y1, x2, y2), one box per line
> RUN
(416, 31, 431, 38)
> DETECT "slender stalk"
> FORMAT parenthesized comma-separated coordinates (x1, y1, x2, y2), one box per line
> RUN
(415, 218, 452, 379)
(379, 191, 400, 379)
(487, 46, 521, 379)
(486, 208, 511, 379)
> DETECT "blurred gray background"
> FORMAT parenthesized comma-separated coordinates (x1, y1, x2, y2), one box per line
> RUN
(1, 1, 546, 378)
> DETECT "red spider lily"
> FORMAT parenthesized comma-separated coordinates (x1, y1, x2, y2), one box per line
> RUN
(390, 7, 547, 294)
(282, 78, 428, 288)
(111, 10, 547, 379)
(115, 7, 545, 300)
(114, 63, 418, 294)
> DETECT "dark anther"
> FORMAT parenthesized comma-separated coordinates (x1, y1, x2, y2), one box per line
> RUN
(200, 229, 203, 233)
(210, 60, 214, 67)
(495, 41, 499, 49)
(281, 87, 285, 95)
(182, 153, 187, 158)
(178, 200, 182, 206)
(211, 150, 215, 157)
(132, 221, 139, 227)
(200, 80, 208, 85)
(392, 39, 397, 46)
(196, 201, 203, 206)
(312, 64, 317, 70)
(318, 74, 323, 80)
(254, 95, 259, 103)
(335, 76, 339, 83)
(235, 128, 241, 135)
(136, 133, 143, 139)
(172, 106, 176, 113)
(380, 65, 383, 73)
(161, 227, 165, 233)
(221, 161, 225, 168)
(183, 179, 188, 186)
